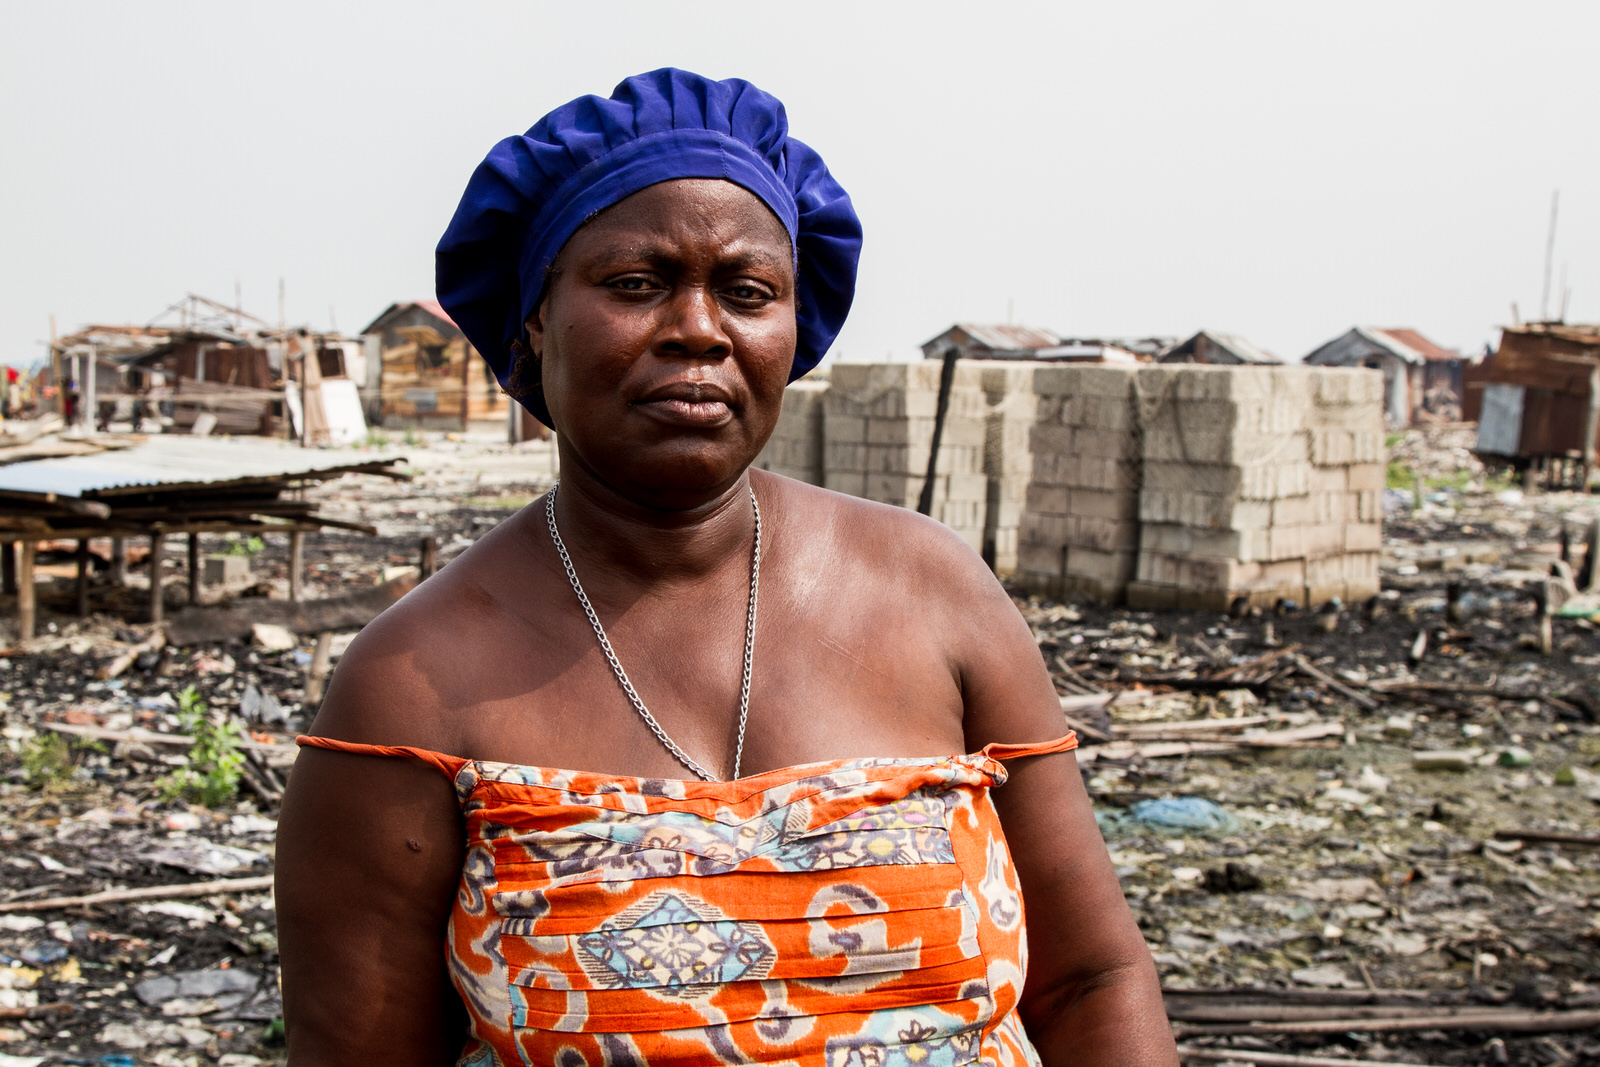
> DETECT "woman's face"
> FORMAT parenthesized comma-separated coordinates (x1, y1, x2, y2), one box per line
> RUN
(528, 178, 797, 504)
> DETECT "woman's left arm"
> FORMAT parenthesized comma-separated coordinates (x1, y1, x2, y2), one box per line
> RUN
(950, 553, 1178, 1066)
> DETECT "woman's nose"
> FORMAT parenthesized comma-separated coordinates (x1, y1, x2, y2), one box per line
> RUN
(654, 285, 731, 359)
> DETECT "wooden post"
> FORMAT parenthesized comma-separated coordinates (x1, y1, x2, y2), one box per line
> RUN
(187, 532, 200, 605)
(148, 532, 165, 624)
(305, 631, 334, 706)
(289, 530, 305, 602)
(75, 539, 90, 617)
(420, 535, 438, 579)
(17, 541, 36, 640)
(110, 537, 126, 585)
(1, 540, 15, 595)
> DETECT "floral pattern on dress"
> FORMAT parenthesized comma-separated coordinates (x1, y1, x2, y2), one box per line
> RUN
(296, 734, 1076, 1067)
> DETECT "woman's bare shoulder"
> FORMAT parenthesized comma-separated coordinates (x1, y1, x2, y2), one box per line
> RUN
(755, 472, 1012, 617)
(305, 518, 553, 754)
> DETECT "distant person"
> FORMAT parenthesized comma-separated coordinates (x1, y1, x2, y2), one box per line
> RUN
(277, 69, 1174, 1067)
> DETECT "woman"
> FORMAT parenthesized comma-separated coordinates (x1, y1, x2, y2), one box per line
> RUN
(277, 69, 1175, 1066)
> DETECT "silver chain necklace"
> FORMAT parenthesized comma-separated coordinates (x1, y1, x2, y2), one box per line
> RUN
(544, 482, 761, 782)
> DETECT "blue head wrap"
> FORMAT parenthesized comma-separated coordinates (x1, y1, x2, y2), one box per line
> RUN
(435, 67, 863, 424)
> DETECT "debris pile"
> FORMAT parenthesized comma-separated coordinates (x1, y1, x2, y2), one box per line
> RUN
(0, 427, 1596, 1065)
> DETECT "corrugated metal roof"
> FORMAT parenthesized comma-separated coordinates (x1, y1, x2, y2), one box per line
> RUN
(955, 323, 1062, 351)
(0, 437, 401, 499)
(1371, 328, 1458, 364)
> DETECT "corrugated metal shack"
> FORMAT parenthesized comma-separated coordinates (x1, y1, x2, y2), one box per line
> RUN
(0, 437, 403, 639)
(1303, 326, 1464, 427)
(362, 300, 507, 431)
(1158, 330, 1282, 365)
(1463, 323, 1600, 489)
(919, 323, 1173, 364)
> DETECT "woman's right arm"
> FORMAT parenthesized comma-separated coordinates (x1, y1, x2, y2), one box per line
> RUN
(275, 637, 468, 1065)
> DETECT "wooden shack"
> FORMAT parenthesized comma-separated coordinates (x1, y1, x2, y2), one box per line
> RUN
(362, 300, 506, 431)
(1464, 323, 1600, 488)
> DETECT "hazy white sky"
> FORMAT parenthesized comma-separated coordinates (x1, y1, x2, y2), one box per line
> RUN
(2, 2, 1595, 371)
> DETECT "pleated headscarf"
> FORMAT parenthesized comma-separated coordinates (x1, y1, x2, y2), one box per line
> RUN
(435, 68, 863, 424)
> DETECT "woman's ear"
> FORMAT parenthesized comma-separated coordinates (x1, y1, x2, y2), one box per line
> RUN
(523, 308, 545, 360)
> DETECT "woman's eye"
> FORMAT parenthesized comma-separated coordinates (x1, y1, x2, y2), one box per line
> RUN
(609, 276, 656, 292)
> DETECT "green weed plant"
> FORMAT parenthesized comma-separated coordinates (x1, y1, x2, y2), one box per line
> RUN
(158, 687, 245, 808)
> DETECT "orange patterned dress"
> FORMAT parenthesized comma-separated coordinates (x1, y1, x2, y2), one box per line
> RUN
(296, 732, 1078, 1066)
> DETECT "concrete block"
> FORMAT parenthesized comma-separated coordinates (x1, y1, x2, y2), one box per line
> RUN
(1307, 466, 1348, 494)
(202, 555, 251, 585)
(866, 472, 928, 505)
(824, 415, 868, 444)
(1070, 428, 1140, 461)
(1025, 483, 1071, 515)
(1017, 540, 1066, 577)
(1020, 512, 1070, 547)
(1125, 582, 1179, 611)
(824, 470, 866, 497)
(1029, 423, 1075, 456)
(1268, 523, 1344, 561)
(1310, 429, 1355, 466)
(824, 441, 868, 471)
(1347, 463, 1385, 491)
(1345, 522, 1382, 552)
(1064, 516, 1142, 553)
(948, 472, 990, 501)
(1065, 547, 1137, 583)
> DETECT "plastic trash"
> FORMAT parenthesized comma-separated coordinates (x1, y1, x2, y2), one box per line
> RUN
(1096, 796, 1240, 838)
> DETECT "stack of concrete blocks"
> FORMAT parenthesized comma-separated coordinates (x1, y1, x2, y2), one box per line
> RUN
(1126, 365, 1384, 611)
(822, 362, 989, 552)
(978, 362, 1051, 575)
(1015, 366, 1144, 602)
(754, 379, 827, 485)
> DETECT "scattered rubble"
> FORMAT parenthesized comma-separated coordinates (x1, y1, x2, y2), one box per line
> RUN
(1, 427, 1596, 1064)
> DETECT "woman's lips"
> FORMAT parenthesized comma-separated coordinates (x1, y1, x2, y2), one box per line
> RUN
(637, 396, 733, 426)
(634, 384, 735, 427)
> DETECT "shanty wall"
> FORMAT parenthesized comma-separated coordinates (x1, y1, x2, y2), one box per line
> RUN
(758, 361, 1384, 608)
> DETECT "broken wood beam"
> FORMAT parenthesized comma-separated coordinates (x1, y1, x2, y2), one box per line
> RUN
(97, 627, 166, 680)
(0, 1002, 75, 1021)
(1174, 1007, 1600, 1038)
(0, 874, 276, 914)
(1493, 828, 1600, 849)
(1291, 655, 1379, 710)
(1177, 1047, 1447, 1067)
(161, 569, 418, 646)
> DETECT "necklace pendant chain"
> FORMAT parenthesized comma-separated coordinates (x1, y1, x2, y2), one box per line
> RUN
(545, 483, 761, 782)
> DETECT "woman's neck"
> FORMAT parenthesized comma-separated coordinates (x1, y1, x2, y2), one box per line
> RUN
(545, 457, 759, 589)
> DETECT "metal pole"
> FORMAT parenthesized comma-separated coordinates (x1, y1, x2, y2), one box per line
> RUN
(917, 347, 960, 516)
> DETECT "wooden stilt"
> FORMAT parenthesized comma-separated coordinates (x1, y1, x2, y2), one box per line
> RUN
(187, 532, 200, 605)
(75, 539, 90, 617)
(420, 536, 438, 579)
(110, 537, 126, 585)
(149, 532, 165, 624)
(17, 541, 37, 641)
(288, 530, 305, 603)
